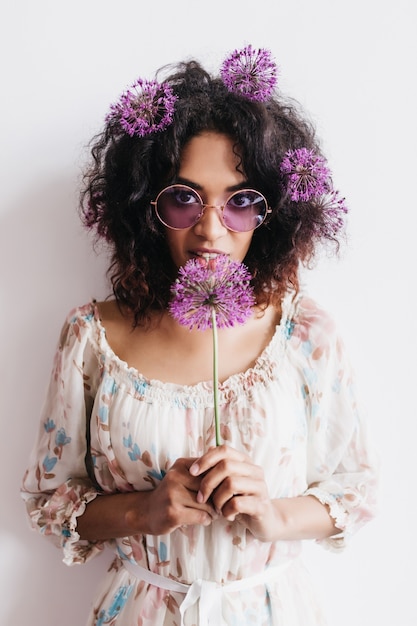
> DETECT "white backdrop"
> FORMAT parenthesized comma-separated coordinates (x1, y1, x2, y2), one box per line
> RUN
(1, 1, 415, 624)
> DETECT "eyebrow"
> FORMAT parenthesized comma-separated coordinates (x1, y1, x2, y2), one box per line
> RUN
(174, 176, 250, 192)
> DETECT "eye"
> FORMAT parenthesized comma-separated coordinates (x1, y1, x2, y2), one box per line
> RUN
(228, 190, 258, 209)
(172, 187, 201, 206)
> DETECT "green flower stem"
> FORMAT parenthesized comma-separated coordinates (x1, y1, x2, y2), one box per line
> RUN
(212, 308, 221, 446)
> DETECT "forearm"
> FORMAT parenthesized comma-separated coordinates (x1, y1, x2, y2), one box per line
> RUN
(77, 490, 337, 543)
(77, 491, 153, 541)
(189, 446, 340, 543)
(276, 495, 339, 539)
(77, 458, 218, 541)
(253, 494, 339, 542)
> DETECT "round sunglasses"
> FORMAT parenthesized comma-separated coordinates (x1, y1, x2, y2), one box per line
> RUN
(151, 184, 271, 232)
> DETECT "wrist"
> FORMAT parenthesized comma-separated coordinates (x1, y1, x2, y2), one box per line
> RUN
(124, 490, 153, 535)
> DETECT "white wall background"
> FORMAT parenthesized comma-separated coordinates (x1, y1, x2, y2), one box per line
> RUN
(1, 1, 415, 624)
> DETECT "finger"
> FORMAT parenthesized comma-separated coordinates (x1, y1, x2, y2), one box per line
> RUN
(165, 474, 219, 516)
(221, 494, 269, 522)
(189, 445, 248, 477)
(163, 499, 216, 530)
(181, 506, 216, 527)
(181, 487, 219, 518)
(209, 475, 267, 512)
(154, 480, 219, 530)
(167, 458, 202, 492)
(197, 460, 263, 504)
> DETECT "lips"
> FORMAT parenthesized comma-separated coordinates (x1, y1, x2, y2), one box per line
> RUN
(190, 250, 229, 268)
(191, 250, 228, 260)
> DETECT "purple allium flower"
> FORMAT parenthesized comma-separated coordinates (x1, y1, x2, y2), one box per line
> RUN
(106, 78, 177, 137)
(169, 255, 255, 331)
(220, 45, 278, 102)
(280, 148, 331, 202)
(315, 189, 349, 236)
(170, 255, 255, 445)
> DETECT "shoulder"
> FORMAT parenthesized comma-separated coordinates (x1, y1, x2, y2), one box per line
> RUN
(94, 299, 126, 325)
(289, 294, 343, 361)
(293, 294, 337, 335)
(58, 301, 98, 350)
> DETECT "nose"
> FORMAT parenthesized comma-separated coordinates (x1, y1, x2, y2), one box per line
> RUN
(193, 204, 228, 240)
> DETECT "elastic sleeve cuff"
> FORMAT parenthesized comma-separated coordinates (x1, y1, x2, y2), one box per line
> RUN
(24, 480, 106, 566)
(303, 487, 350, 552)
(61, 488, 105, 565)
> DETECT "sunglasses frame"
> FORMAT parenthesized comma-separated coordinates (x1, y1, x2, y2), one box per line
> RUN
(151, 184, 271, 232)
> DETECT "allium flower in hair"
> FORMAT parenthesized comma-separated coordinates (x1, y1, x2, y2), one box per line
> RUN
(280, 148, 331, 202)
(314, 189, 348, 237)
(106, 78, 177, 137)
(170, 255, 255, 445)
(220, 45, 278, 102)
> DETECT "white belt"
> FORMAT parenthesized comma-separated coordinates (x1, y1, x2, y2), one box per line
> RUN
(122, 558, 291, 626)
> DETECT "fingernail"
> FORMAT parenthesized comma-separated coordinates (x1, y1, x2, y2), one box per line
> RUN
(197, 490, 204, 503)
(189, 463, 199, 476)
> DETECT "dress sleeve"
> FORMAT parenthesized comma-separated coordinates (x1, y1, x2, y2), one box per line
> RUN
(21, 305, 105, 565)
(292, 297, 379, 551)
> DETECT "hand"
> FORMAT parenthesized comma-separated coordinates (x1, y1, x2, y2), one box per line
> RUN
(189, 445, 277, 541)
(143, 457, 219, 535)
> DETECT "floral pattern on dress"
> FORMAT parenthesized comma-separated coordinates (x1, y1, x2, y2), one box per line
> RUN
(21, 294, 378, 625)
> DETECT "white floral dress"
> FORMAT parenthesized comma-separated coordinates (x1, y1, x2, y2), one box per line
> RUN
(21, 293, 378, 626)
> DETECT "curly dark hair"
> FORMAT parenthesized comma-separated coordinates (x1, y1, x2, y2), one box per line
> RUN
(80, 60, 343, 326)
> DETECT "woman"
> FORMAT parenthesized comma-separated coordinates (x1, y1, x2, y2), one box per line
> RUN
(21, 46, 378, 625)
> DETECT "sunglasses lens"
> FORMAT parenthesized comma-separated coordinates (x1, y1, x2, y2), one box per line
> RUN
(154, 185, 268, 231)
(156, 185, 202, 229)
(223, 190, 268, 232)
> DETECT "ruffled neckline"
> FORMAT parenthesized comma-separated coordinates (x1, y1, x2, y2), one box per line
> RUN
(85, 293, 298, 402)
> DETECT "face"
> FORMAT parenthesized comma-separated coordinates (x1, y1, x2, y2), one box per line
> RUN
(163, 132, 255, 268)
